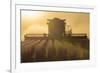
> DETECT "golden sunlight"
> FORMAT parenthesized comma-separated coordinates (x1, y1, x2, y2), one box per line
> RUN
(21, 10, 89, 41)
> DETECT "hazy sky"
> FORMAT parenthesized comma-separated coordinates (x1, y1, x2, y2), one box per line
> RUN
(21, 10, 89, 41)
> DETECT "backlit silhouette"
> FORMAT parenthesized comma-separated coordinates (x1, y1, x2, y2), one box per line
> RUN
(21, 12, 89, 63)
